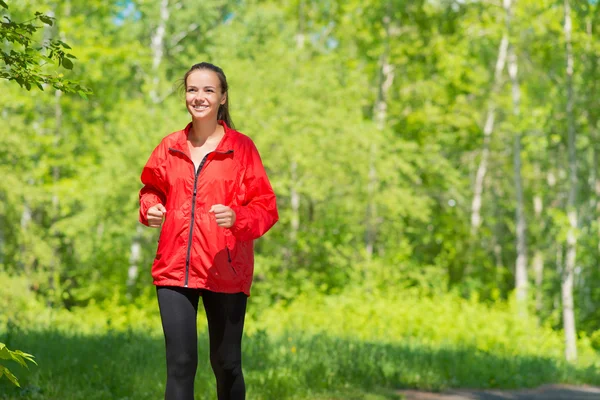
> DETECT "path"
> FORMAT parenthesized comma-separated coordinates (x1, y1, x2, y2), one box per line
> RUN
(397, 384, 600, 400)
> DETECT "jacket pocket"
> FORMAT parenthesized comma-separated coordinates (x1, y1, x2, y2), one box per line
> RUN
(226, 247, 237, 275)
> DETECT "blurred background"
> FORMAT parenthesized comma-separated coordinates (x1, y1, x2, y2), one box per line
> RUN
(1, 0, 600, 399)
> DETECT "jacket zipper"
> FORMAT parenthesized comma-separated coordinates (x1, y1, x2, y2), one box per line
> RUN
(169, 147, 233, 287)
(226, 247, 236, 275)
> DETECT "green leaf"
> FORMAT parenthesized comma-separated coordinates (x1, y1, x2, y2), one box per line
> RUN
(39, 15, 54, 26)
(0, 0, 7, 9)
(78, 90, 89, 100)
(12, 351, 37, 366)
(62, 57, 73, 70)
(0, 344, 10, 360)
(58, 40, 72, 50)
(0, 365, 20, 387)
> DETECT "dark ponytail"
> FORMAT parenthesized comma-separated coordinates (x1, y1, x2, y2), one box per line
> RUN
(183, 62, 235, 129)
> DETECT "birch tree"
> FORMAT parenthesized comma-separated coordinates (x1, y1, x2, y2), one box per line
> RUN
(505, 0, 528, 310)
(129, 0, 170, 289)
(470, 4, 509, 236)
(562, 0, 577, 363)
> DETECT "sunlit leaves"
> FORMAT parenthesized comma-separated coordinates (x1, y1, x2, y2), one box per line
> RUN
(0, 4, 90, 94)
(0, 343, 36, 387)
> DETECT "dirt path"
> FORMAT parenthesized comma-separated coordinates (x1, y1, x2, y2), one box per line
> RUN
(396, 384, 600, 400)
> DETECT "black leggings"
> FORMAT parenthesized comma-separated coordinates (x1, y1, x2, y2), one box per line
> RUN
(157, 286, 247, 400)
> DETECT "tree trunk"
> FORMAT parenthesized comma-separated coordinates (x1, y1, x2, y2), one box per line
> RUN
(295, 0, 305, 50)
(596, 146, 600, 257)
(0, 192, 4, 266)
(129, 0, 170, 290)
(290, 160, 300, 244)
(127, 227, 142, 288)
(505, 0, 527, 311)
(533, 193, 544, 313)
(288, 1, 303, 255)
(150, 0, 170, 104)
(46, 4, 65, 304)
(562, 0, 577, 363)
(470, 24, 509, 235)
(367, 13, 395, 259)
(585, 19, 600, 261)
(19, 201, 32, 274)
(50, 86, 63, 305)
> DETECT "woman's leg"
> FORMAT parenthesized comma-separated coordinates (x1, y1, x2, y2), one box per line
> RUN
(202, 291, 247, 400)
(157, 286, 200, 400)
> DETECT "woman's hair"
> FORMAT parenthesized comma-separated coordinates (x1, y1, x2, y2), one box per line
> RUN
(183, 62, 235, 129)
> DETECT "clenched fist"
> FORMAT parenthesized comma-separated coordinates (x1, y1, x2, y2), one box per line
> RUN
(209, 204, 236, 228)
(147, 203, 166, 228)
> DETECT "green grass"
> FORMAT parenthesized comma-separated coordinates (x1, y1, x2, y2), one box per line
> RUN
(1, 279, 599, 399)
(0, 326, 598, 400)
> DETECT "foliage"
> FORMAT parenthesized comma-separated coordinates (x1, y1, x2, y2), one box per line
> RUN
(0, 1, 89, 95)
(0, 343, 36, 388)
(1, 0, 600, 388)
(0, 285, 598, 398)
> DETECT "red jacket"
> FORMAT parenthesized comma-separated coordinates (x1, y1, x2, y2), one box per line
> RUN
(139, 121, 278, 295)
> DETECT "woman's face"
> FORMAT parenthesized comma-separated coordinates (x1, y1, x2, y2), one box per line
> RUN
(185, 69, 226, 120)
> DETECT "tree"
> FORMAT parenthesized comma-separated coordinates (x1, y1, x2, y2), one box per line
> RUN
(562, 0, 578, 362)
(0, 0, 89, 385)
(0, 1, 88, 95)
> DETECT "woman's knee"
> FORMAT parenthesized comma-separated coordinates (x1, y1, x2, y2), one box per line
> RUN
(210, 352, 242, 377)
(168, 351, 198, 379)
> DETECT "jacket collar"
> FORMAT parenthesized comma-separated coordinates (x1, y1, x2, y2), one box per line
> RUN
(171, 120, 234, 154)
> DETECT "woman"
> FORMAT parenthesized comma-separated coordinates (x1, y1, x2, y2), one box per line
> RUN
(139, 62, 278, 400)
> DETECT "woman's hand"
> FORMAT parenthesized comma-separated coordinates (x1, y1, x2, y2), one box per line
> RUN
(147, 204, 166, 228)
(209, 204, 236, 228)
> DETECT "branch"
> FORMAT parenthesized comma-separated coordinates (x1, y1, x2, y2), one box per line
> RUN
(169, 23, 199, 49)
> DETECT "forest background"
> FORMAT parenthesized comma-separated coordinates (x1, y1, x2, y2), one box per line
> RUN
(2, 0, 600, 399)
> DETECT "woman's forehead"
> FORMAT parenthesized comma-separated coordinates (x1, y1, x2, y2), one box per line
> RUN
(187, 69, 220, 87)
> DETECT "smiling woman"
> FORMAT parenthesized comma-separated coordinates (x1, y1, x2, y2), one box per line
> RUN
(183, 63, 235, 131)
(138, 62, 279, 400)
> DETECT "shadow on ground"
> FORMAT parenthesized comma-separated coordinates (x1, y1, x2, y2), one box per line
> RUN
(0, 328, 599, 399)
(398, 384, 600, 400)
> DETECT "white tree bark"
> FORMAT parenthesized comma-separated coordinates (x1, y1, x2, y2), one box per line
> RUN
(150, 0, 170, 104)
(470, 13, 509, 235)
(586, 20, 600, 257)
(19, 198, 32, 274)
(290, 160, 300, 244)
(505, 0, 527, 310)
(295, 0, 305, 50)
(0, 192, 4, 266)
(562, 0, 577, 363)
(596, 152, 600, 256)
(288, 2, 304, 251)
(533, 193, 544, 313)
(130, 0, 170, 289)
(53, 89, 63, 212)
(367, 14, 395, 259)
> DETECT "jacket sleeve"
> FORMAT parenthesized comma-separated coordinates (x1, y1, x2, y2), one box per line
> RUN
(229, 140, 279, 241)
(139, 143, 167, 226)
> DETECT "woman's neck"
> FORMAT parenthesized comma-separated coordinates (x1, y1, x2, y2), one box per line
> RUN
(188, 119, 222, 145)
